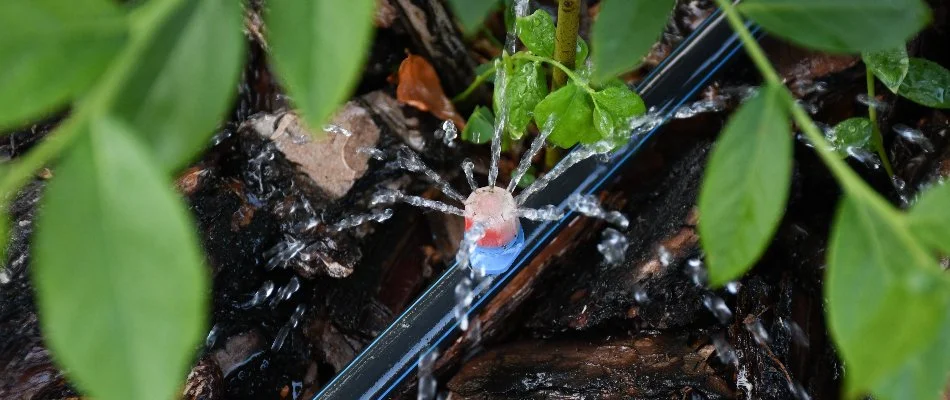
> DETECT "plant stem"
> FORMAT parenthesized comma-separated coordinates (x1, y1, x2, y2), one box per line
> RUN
(714, 0, 870, 196)
(866, 66, 895, 177)
(453, 63, 498, 103)
(513, 53, 593, 93)
(553, 0, 580, 88)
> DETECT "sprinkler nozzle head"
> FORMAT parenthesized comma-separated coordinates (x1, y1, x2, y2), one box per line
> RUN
(464, 186, 520, 247)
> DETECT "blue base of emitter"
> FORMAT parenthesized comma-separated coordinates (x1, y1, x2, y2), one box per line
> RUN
(470, 226, 525, 275)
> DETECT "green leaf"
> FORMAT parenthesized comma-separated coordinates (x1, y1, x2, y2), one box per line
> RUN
(462, 106, 495, 144)
(591, 0, 676, 82)
(739, 0, 931, 54)
(907, 182, 950, 255)
(111, 0, 244, 171)
(698, 84, 792, 287)
(533, 82, 600, 148)
(515, 167, 536, 188)
(897, 58, 950, 109)
(576, 37, 589, 67)
(0, 0, 126, 130)
(828, 117, 874, 157)
(33, 117, 208, 400)
(268, 0, 376, 142)
(827, 195, 950, 400)
(493, 57, 548, 140)
(516, 10, 555, 58)
(591, 84, 646, 147)
(863, 46, 910, 93)
(447, 0, 498, 34)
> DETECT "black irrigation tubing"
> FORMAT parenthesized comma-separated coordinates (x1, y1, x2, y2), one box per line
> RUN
(316, 8, 759, 400)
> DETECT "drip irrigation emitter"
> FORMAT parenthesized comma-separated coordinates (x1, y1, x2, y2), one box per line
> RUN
(316, 8, 760, 399)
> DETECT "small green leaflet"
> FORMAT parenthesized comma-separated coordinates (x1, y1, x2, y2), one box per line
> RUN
(268, 0, 376, 142)
(897, 58, 950, 109)
(907, 182, 950, 255)
(516, 10, 555, 58)
(111, 0, 244, 172)
(0, 0, 126, 130)
(698, 84, 792, 287)
(447, 0, 498, 34)
(33, 117, 208, 400)
(532, 81, 600, 148)
(863, 47, 910, 93)
(462, 106, 495, 144)
(827, 194, 950, 400)
(591, 0, 676, 82)
(739, 0, 931, 54)
(828, 117, 874, 157)
(591, 82, 646, 147)
(493, 57, 547, 140)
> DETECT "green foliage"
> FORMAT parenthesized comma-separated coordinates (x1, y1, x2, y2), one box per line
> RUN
(713, 0, 950, 398)
(898, 58, 950, 109)
(863, 47, 910, 93)
(446, 0, 499, 34)
(111, 0, 244, 171)
(591, 0, 676, 83)
(827, 194, 950, 400)
(533, 82, 599, 148)
(828, 117, 874, 157)
(516, 10, 555, 58)
(33, 117, 208, 400)
(493, 58, 548, 140)
(866, 47, 950, 109)
(0, 0, 381, 399)
(591, 82, 646, 145)
(907, 182, 950, 255)
(458, 5, 648, 149)
(462, 106, 495, 144)
(0, 0, 126, 130)
(267, 0, 376, 140)
(698, 84, 792, 287)
(739, 0, 931, 53)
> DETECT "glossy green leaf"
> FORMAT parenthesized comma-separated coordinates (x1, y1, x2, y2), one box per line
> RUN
(828, 117, 874, 157)
(863, 47, 909, 93)
(268, 0, 375, 142)
(739, 0, 931, 54)
(897, 58, 950, 109)
(33, 117, 208, 400)
(827, 195, 950, 400)
(533, 82, 600, 148)
(0, 0, 126, 130)
(576, 38, 589, 67)
(591, 0, 676, 82)
(591, 83, 646, 146)
(516, 10, 555, 58)
(698, 84, 792, 287)
(515, 167, 536, 188)
(462, 106, 495, 144)
(908, 182, 950, 255)
(493, 58, 548, 139)
(111, 0, 244, 171)
(447, 0, 498, 34)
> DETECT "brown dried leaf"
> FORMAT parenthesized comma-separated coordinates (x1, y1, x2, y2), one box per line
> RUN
(396, 54, 466, 129)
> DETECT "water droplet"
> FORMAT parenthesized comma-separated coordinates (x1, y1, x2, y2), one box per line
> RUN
(703, 293, 732, 324)
(745, 318, 771, 346)
(856, 93, 889, 111)
(597, 228, 628, 265)
(323, 124, 353, 137)
(711, 333, 738, 365)
(658, 246, 673, 267)
(893, 124, 934, 153)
